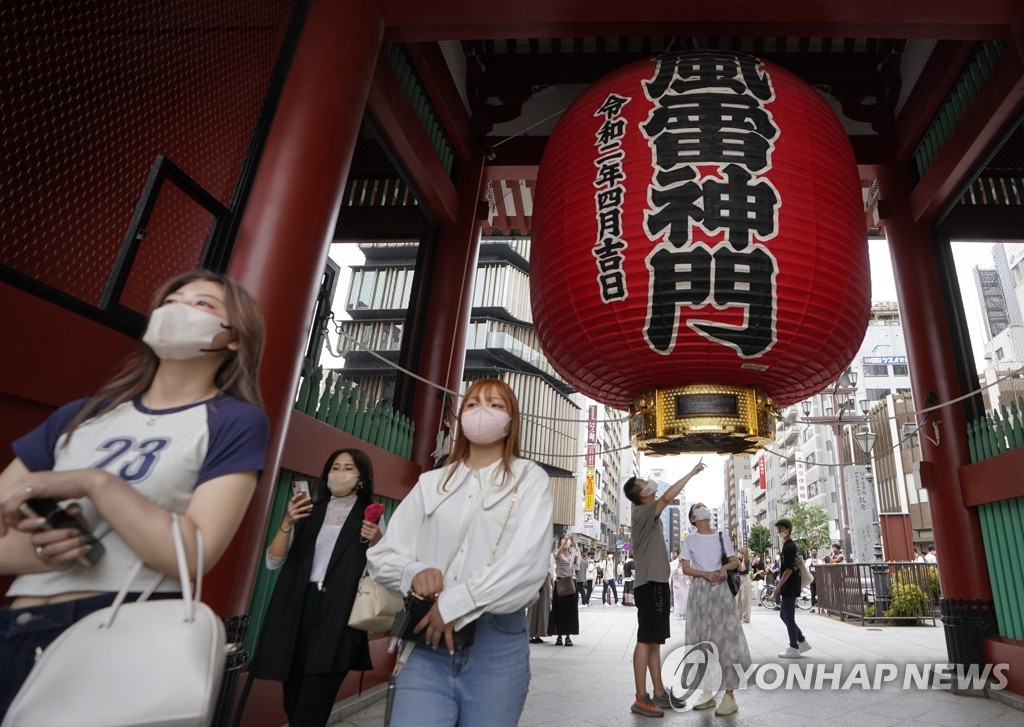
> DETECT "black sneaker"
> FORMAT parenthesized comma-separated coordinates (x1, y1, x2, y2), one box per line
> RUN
(630, 694, 664, 718)
(651, 691, 685, 710)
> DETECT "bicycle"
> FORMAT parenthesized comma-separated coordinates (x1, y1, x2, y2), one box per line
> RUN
(757, 582, 778, 609)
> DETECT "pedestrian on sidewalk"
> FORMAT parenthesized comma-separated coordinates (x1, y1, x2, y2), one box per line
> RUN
(576, 548, 591, 606)
(527, 550, 553, 643)
(670, 553, 689, 618)
(603, 552, 618, 605)
(623, 554, 635, 605)
(807, 546, 820, 613)
(735, 546, 752, 624)
(623, 460, 707, 718)
(679, 502, 751, 717)
(549, 534, 580, 645)
(774, 518, 811, 658)
(367, 379, 553, 727)
(585, 557, 597, 604)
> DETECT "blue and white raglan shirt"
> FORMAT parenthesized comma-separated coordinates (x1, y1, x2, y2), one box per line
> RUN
(7, 395, 269, 597)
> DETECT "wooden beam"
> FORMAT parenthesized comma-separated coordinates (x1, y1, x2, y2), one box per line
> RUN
(489, 180, 511, 233)
(509, 179, 528, 235)
(485, 164, 538, 181)
(366, 50, 459, 223)
(893, 41, 977, 160)
(404, 42, 474, 162)
(379, 0, 1019, 42)
(910, 48, 1024, 223)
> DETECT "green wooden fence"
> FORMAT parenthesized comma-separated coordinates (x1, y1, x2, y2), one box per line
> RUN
(295, 364, 415, 460)
(382, 43, 455, 177)
(246, 468, 402, 654)
(912, 41, 1009, 179)
(966, 399, 1024, 641)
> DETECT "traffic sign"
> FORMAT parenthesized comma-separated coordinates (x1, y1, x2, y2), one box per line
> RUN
(623, 542, 631, 551)
(616, 540, 623, 548)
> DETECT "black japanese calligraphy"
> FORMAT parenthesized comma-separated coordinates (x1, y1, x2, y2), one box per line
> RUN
(640, 52, 780, 356)
(593, 93, 632, 303)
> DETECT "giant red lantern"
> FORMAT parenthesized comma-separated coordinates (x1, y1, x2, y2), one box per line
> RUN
(531, 51, 870, 453)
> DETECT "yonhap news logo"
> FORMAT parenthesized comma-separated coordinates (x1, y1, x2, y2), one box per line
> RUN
(661, 642, 723, 709)
(663, 642, 1010, 699)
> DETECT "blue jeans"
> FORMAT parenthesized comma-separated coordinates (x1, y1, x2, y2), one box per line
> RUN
(390, 611, 530, 727)
(778, 595, 805, 649)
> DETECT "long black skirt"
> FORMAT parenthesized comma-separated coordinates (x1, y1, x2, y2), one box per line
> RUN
(548, 592, 579, 635)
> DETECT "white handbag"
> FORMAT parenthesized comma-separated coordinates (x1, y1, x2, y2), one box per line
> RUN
(799, 554, 814, 585)
(347, 567, 404, 633)
(3, 515, 226, 727)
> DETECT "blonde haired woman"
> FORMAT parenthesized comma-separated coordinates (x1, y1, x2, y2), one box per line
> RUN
(369, 379, 553, 726)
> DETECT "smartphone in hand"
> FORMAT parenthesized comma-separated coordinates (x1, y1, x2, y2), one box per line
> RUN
(18, 498, 105, 568)
(291, 479, 310, 499)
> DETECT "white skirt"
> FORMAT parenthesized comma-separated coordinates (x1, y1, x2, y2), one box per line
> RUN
(684, 578, 753, 690)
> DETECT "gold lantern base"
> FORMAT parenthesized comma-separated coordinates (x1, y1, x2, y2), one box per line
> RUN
(630, 385, 776, 455)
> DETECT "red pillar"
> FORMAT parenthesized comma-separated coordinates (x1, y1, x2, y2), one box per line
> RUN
(219, 0, 384, 616)
(409, 152, 486, 469)
(879, 161, 995, 663)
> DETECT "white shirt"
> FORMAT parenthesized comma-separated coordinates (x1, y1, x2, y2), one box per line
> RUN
(680, 531, 735, 573)
(367, 457, 553, 629)
(924, 553, 937, 564)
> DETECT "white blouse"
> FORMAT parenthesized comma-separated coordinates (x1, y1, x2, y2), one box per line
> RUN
(367, 457, 553, 630)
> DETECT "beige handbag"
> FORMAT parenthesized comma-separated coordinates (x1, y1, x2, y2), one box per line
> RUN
(3, 515, 225, 727)
(348, 567, 404, 632)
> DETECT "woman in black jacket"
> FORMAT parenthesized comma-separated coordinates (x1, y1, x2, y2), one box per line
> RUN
(249, 448, 383, 727)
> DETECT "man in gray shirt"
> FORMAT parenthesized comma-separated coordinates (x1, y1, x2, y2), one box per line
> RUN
(623, 460, 706, 718)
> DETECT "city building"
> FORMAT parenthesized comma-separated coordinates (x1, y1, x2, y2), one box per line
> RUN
(335, 238, 582, 536)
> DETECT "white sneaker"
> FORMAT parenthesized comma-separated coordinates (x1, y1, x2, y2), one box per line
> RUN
(798, 640, 811, 653)
(714, 695, 739, 716)
(693, 691, 717, 710)
(778, 646, 802, 658)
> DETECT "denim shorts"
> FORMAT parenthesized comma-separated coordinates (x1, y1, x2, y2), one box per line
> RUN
(390, 610, 530, 727)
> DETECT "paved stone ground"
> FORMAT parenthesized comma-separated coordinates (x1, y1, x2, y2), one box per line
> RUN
(329, 599, 1022, 726)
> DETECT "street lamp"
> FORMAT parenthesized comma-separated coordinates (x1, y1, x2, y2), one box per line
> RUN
(798, 368, 875, 555)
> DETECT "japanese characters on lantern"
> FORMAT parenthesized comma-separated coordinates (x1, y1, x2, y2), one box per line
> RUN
(592, 93, 631, 303)
(639, 53, 781, 359)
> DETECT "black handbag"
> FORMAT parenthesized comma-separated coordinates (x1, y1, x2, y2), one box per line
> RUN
(719, 532, 741, 597)
(392, 594, 476, 650)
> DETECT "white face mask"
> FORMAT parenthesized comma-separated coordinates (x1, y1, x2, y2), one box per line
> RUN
(692, 506, 712, 522)
(143, 304, 230, 360)
(639, 482, 657, 497)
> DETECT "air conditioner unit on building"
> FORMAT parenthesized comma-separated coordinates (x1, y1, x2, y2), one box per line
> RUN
(901, 423, 919, 439)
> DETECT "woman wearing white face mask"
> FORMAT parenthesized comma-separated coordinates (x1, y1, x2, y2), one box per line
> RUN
(247, 448, 383, 726)
(0, 270, 269, 718)
(368, 379, 553, 727)
(678, 502, 752, 717)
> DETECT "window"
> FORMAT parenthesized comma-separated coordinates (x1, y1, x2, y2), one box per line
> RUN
(892, 365, 908, 376)
(863, 364, 888, 376)
(867, 388, 889, 400)
(996, 348, 1004, 361)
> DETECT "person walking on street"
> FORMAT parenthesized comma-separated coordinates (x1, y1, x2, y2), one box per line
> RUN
(585, 558, 597, 605)
(774, 518, 810, 658)
(623, 555, 635, 606)
(548, 534, 580, 645)
(807, 546, 820, 613)
(735, 546, 752, 624)
(576, 549, 590, 606)
(603, 552, 618, 605)
(623, 460, 707, 718)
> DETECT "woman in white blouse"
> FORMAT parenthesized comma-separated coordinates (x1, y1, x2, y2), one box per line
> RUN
(248, 449, 383, 727)
(368, 379, 553, 727)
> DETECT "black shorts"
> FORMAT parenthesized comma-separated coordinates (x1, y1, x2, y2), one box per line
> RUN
(624, 580, 634, 595)
(634, 582, 670, 644)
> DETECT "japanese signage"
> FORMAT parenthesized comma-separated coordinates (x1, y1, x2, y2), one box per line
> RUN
(585, 471, 595, 511)
(862, 356, 907, 365)
(639, 53, 780, 359)
(796, 460, 807, 502)
(845, 465, 881, 563)
(585, 405, 597, 511)
(593, 94, 631, 302)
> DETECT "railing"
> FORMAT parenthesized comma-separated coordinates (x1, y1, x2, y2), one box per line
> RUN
(815, 562, 940, 625)
(295, 363, 414, 460)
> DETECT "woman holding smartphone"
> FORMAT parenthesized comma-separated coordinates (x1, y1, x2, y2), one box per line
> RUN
(247, 448, 383, 727)
(368, 378, 553, 727)
(0, 270, 269, 718)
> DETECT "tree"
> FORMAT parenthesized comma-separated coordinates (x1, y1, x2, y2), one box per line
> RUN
(747, 523, 772, 561)
(782, 502, 830, 553)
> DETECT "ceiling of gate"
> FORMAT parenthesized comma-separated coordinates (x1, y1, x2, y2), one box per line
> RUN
(373, 1, 1022, 235)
